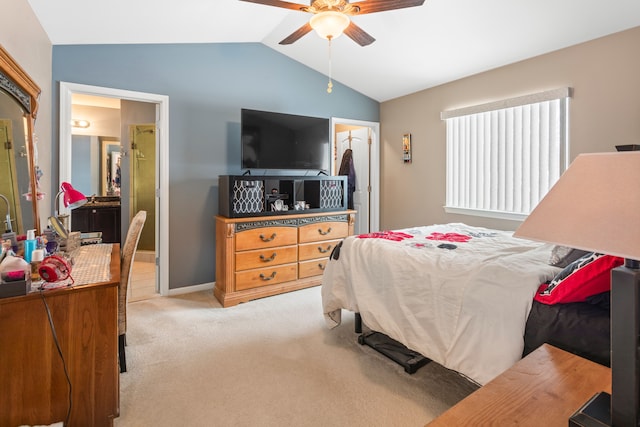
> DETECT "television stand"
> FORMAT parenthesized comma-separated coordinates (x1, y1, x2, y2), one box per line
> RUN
(219, 175, 348, 218)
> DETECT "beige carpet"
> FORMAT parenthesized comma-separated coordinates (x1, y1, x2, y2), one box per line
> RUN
(115, 287, 477, 427)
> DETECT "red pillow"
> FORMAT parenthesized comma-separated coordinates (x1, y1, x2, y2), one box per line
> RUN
(534, 253, 624, 305)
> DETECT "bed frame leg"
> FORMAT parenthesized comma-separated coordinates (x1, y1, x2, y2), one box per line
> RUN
(354, 313, 362, 334)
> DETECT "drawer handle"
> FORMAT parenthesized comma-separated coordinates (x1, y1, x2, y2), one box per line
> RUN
(259, 253, 277, 262)
(259, 233, 277, 242)
(317, 245, 332, 254)
(318, 227, 332, 236)
(318, 263, 325, 271)
(259, 272, 277, 281)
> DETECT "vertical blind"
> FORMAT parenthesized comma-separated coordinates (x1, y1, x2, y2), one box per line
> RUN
(442, 88, 570, 220)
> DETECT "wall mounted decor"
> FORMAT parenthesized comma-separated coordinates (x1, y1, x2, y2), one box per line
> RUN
(403, 133, 412, 163)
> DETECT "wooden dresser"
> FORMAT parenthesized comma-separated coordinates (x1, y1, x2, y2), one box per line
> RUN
(215, 210, 356, 307)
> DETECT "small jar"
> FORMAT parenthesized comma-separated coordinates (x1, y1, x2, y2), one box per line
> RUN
(30, 249, 45, 282)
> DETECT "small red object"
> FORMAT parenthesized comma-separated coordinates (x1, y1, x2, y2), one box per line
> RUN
(4, 270, 26, 281)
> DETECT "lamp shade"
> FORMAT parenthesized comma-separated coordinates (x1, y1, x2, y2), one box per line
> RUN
(310, 11, 350, 40)
(60, 182, 87, 209)
(514, 152, 640, 261)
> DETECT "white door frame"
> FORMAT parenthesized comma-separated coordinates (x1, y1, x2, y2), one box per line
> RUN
(59, 81, 169, 296)
(330, 117, 380, 233)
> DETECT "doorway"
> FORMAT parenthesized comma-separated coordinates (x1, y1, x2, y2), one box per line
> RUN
(130, 124, 156, 253)
(59, 82, 169, 297)
(331, 118, 380, 234)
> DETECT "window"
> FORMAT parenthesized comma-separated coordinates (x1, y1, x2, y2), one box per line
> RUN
(441, 88, 571, 221)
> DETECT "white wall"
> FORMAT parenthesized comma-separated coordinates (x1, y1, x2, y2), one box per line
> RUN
(0, 0, 53, 225)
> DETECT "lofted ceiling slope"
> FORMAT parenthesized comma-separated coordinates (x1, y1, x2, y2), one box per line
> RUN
(27, 0, 640, 102)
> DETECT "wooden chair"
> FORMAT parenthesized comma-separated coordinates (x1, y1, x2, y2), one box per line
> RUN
(119, 210, 147, 373)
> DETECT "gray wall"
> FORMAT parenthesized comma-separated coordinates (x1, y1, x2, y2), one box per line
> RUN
(71, 135, 99, 197)
(52, 43, 379, 289)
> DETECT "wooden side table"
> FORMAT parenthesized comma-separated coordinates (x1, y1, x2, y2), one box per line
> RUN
(426, 344, 611, 427)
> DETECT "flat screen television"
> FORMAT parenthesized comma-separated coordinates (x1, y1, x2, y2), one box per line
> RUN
(241, 108, 330, 172)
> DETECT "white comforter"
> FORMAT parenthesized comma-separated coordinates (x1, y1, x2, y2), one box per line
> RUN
(321, 223, 560, 385)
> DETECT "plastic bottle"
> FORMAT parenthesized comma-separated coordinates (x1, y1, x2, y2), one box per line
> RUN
(24, 229, 37, 264)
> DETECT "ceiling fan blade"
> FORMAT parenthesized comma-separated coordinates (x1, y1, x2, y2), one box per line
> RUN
(353, 0, 425, 15)
(343, 22, 375, 46)
(279, 22, 313, 45)
(239, 0, 308, 12)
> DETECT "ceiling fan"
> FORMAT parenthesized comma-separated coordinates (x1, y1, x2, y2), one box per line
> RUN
(240, 0, 426, 46)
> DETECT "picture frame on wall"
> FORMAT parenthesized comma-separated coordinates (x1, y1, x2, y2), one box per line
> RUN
(403, 133, 412, 163)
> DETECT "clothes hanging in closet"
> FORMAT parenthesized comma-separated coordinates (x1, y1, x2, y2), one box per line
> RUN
(338, 148, 356, 210)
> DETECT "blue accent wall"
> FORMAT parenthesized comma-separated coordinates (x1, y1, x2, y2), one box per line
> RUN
(71, 135, 93, 196)
(52, 43, 379, 289)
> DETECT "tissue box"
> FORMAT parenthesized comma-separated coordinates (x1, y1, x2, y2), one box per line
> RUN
(0, 279, 31, 298)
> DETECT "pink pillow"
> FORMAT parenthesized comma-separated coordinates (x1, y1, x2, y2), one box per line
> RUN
(534, 253, 624, 305)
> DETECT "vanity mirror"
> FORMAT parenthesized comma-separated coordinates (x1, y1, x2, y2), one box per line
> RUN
(0, 46, 41, 235)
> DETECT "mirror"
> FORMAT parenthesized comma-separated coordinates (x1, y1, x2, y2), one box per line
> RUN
(0, 46, 41, 235)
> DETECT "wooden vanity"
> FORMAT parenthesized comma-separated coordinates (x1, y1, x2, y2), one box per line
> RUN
(0, 244, 120, 426)
(71, 196, 121, 243)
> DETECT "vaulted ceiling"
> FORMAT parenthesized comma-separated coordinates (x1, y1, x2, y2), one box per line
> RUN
(28, 0, 640, 102)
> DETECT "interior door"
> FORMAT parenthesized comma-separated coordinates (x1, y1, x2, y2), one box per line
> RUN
(336, 128, 370, 235)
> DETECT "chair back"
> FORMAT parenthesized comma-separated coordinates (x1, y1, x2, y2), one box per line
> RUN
(119, 210, 147, 335)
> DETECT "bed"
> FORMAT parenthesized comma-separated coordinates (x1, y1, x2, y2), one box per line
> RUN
(321, 222, 612, 385)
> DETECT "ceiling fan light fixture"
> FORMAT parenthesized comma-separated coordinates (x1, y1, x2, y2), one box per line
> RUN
(310, 11, 350, 40)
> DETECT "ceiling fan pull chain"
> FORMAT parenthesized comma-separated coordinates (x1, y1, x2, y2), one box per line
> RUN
(327, 36, 333, 93)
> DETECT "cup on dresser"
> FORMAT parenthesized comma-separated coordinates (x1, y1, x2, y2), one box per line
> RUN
(271, 199, 284, 211)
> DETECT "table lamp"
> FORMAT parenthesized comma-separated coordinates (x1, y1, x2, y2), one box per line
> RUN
(514, 151, 640, 426)
(50, 182, 87, 235)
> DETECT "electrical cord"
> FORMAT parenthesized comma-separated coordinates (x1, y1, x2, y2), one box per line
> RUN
(40, 289, 73, 426)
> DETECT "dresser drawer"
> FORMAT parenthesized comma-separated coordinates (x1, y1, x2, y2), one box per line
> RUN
(298, 239, 341, 262)
(235, 226, 297, 251)
(235, 264, 298, 291)
(299, 259, 328, 279)
(299, 221, 348, 243)
(235, 245, 298, 271)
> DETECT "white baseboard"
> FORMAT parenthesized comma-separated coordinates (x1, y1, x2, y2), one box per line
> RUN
(166, 282, 215, 296)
